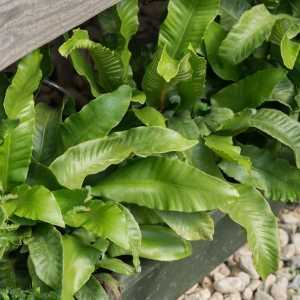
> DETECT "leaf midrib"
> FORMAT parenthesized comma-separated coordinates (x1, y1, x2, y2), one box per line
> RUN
(161, 1, 196, 59)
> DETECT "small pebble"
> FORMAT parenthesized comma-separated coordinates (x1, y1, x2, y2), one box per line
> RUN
(197, 288, 211, 300)
(280, 223, 297, 235)
(292, 233, 300, 255)
(184, 293, 201, 300)
(210, 292, 224, 300)
(211, 264, 231, 281)
(263, 274, 276, 292)
(239, 255, 259, 279)
(201, 276, 213, 290)
(281, 212, 300, 225)
(214, 277, 244, 294)
(279, 228, 289, 247)
(243, 287, 253, 300)
(289, 275, 300, 290)
(227, 255, 237, 267)
(224, 292, 241, 300)
(255, 290, 274, 300)
(281, 244, 296, 260)
(234, 246, 252, 262)
(248, 279, 263, 291)
(270, 277, 288, 300)
(288, 288, 297, 297)
(292, 256, 300, 268)
(236, 272, 250, 288)
(276, 267, 293, 280)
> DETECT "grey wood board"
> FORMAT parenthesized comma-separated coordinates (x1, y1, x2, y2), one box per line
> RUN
(0, 0, 121, 71)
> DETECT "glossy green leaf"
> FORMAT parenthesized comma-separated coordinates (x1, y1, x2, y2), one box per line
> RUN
(157, 47, 184, 82)
(13, 186, 64, 227)
(129, 205, 162, 225)
(54, 189, 89, 215)
(110, 225, 192, 261)
(61, 85, 132, 149)
(76, 201, 130, 249)
(132, 107, 166, 127)
(4, 52, 41, 120)
(51, 126, 196, 189)
(267, 76, 295, 108)
(0, 228, 31, 259)
(59, 29, 123, 92)
(0, 51, 42, 191)
(98, 257, 135, 275)
(281, 23, 300, 69)
(270, 18, 291, 45)
(250, 109, 300, 168)
(158, 0, 219, 59)
(218, 108, 257, 134)
(219, 5, 276, 64)
(168, 115, 200, 140)
(212, 68, 287, 112)
(220, 145, 300, 202)
(54, 189, 89, 227)
(168, 116, 223, 177)
(61, 235, 99, 300)
(75, 276, 108, 300)
(0, 258, 19, 288)
(221, 109, 300, 167)
(205, 135, 251, 170)
(111, 126, 197, 157)
(138, 225, 192, 261)
(156, 211, 214, 241)
(142, 48, 192, 108)
(117, 0, 139, 79)
(132, 90, 146, 104)
(33, 103, 60, 164)
(219, 0, 251, 30)
(67, 46, 101, 97)
(50, 137, 131, 189)
(92, 157, 239, 212)
(178, 52, 207, 109)
(142, 49, 166, 108)
(190, 139, 224, 178)
(0, 119, 19, 144)
(119, 204, 141, 271)
(202, 107, 235, 133)
(28, 225, 63, 289)
(27, 256, 50, 290)
(204, 21, 240, 81)
(289, 0, 300, 17)
(27, 162, 61, 190)
(221, 185, 279, 279)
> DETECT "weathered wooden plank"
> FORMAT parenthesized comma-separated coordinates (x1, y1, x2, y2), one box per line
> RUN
(0, 0, 121, 71)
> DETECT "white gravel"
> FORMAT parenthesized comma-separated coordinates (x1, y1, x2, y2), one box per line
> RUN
(178, 206, 300, 300)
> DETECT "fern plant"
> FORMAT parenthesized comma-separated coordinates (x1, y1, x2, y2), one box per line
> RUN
(1, 0, 300, 298)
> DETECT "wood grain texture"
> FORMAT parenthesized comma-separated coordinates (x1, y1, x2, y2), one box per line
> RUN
(0, 0, 121, 71)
